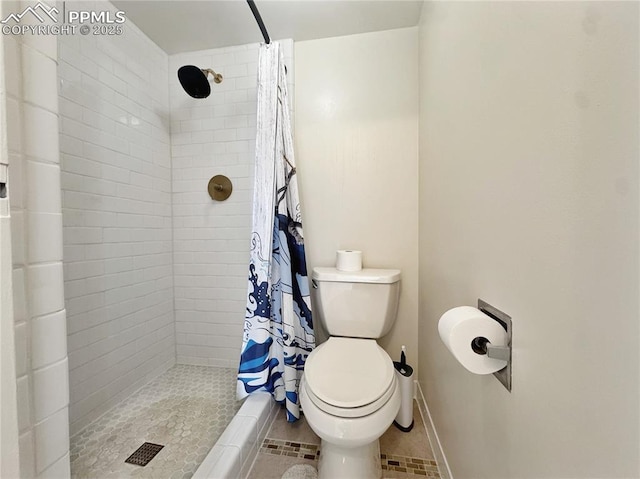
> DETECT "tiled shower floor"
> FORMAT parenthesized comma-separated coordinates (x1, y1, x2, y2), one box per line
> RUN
(70, 365, 242, 479)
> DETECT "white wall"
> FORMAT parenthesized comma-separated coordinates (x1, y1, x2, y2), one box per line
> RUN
(4, 0, 71, 476)
(58, 0, 174, 435)
(295, 28, 419, 367)
(418, 2, 639, 477)
(168, 40, 294, 367)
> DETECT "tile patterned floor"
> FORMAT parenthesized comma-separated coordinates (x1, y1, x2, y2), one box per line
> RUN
(70, 365, 241, 479)
(248, 401, 441, 478)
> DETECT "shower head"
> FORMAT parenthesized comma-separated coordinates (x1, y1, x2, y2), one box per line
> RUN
(177, 65, 223, 99)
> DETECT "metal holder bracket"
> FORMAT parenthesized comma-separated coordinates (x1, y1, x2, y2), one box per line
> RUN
(478, 299, 512, 392)
(0, 164, 7, 199)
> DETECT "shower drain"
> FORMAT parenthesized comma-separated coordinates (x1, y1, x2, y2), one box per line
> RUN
(125, 442, 164, 466)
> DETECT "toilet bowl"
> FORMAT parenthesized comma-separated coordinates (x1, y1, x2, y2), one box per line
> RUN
(300, 337, 401, 479)
(303, 266, 402, 479)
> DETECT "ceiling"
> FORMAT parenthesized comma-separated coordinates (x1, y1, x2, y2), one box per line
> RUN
(111, 0, 424, 54)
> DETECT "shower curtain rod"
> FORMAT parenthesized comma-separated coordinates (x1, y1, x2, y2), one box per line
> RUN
(247, 0, 271, 44)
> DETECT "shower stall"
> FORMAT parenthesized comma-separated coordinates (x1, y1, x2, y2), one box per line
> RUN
(3, 0, 292, 476)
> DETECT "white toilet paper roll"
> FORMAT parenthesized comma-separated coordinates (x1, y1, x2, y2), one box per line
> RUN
(335, 250, 362, 272)
(438, 306, 508, 375)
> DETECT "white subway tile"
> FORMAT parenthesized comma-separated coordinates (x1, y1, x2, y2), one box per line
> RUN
(3, 35, 20, 97)
(64, 226, 103, 245)
(16, 376, 31, 432)
(192, 445, 225, 479)
(34, 407, 69, 473)
(201, 117, 226, 131)
(10, 210, 25, 266)
(12, 268, 27, 324)
(7, 155, 24, 212)
(224, 115, 248, 129)
(26, 161, 62, 214)
(27, 213, 63, 263)
(5, 97, 22, 154)
(237, 392, 273, 434)
(224, 90, 249, 104)
(31, 310, 68, 369)
(240, 441, 258, 479)
(39, 452, 71, 479)
(212, 103, 236, 118)
(60, 133, 85, 159)
(213, 129, 237, 142)
(223, 63, 248, 79)
(22, 45, 58, 114)
(234, 48, 259, 65)
(218, 415, 257, 466)
(19, 431, 36, 479)
(33, 358, 69, 422)
(71, 267, 109, 288)
(27, 262, 65, 318)
(226, 140, 250, 153)
(14, 321, 28, 377)
(22, 105, 59, 163)
(180, 119, 203, 131)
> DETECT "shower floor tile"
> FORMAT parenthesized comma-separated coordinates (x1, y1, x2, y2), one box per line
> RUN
(70, 365, 242, 479)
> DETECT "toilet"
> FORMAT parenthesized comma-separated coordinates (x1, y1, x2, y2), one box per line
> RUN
(300, 266, 402, 479)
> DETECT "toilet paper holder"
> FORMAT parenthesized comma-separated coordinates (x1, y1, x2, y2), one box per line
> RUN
(477, 299, 512, 392)
(470, 336, 510, 361)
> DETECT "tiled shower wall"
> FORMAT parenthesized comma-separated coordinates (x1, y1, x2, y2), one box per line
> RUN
(58, 1, 174, 435)
(56, 0, 294, 435)
(4, 0, 71, 475)
(169, 41, 294, 367)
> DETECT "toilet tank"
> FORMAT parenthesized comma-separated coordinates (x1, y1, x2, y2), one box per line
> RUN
(312, 267, 401, 339)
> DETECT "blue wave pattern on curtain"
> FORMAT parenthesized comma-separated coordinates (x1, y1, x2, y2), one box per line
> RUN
(237, 42, 315, 422)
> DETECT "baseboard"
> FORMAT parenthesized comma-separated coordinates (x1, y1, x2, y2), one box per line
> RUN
(415, 380, 453, 479)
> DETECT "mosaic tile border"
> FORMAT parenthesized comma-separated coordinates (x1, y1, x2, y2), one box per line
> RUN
(261, 438, 320, 460)
(382, 453, 440, 477)
(260, 439, 441, 477)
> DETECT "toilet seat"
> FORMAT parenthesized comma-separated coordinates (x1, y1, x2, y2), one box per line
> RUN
(304, 337, 396, 418)
(303, 375, 396, 418)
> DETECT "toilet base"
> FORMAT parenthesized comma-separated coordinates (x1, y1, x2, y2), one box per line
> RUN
(317, 439, 382, 479)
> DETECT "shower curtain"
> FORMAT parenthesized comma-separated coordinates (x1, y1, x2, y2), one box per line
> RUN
(237, 42, 315, 422)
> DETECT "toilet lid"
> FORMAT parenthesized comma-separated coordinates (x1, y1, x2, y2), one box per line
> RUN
(304, 337, 395, 409)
